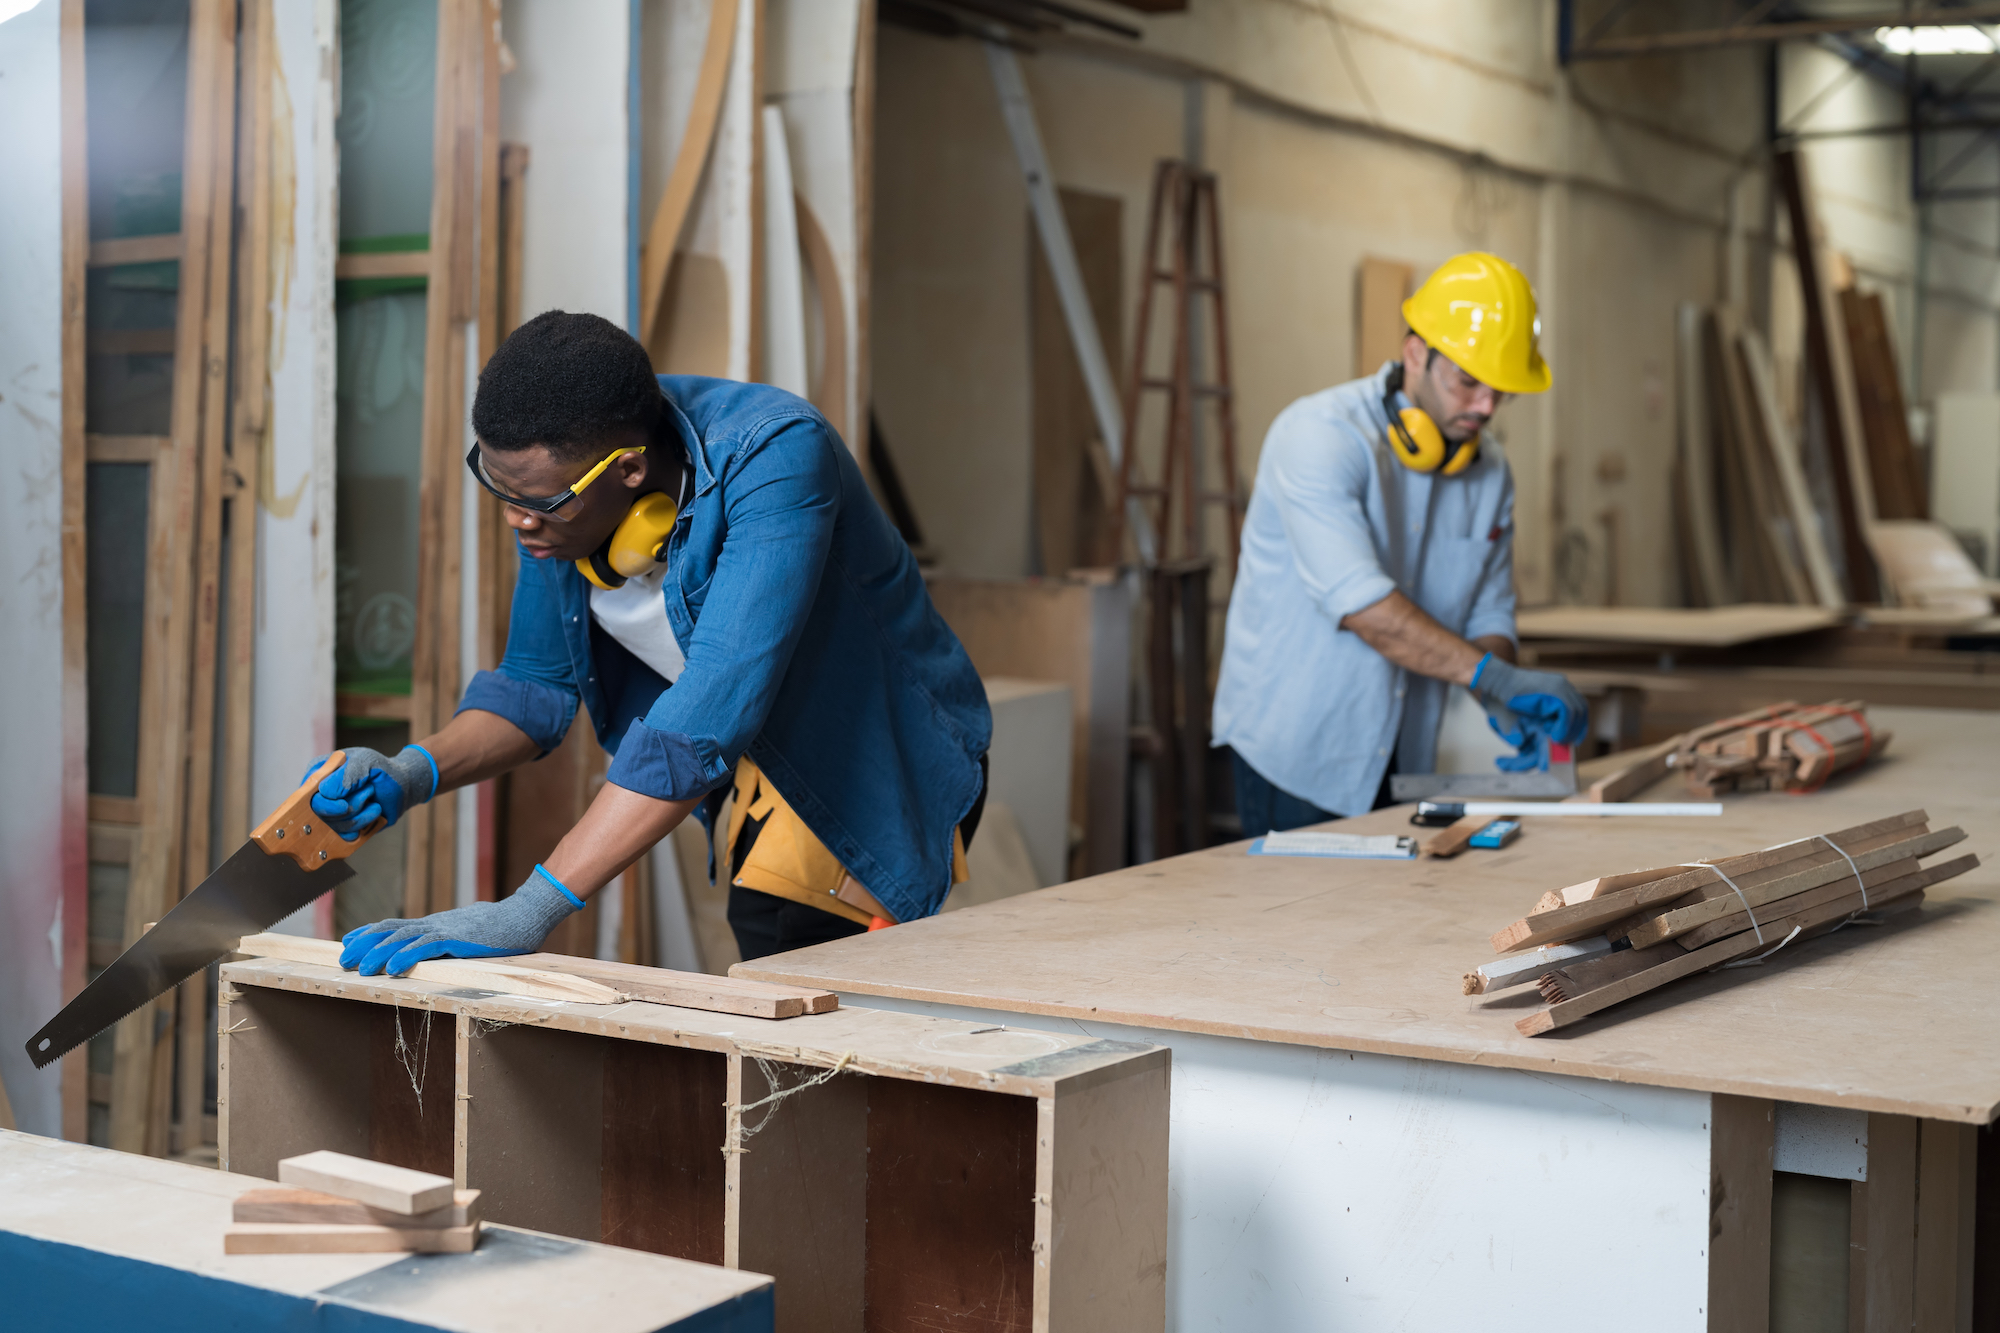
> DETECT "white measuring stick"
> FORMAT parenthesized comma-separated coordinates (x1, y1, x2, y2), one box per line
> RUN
(1438, 801, 1723, 818)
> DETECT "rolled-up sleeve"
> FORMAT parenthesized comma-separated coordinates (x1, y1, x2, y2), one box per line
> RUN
(1264, 407, 1396, 623)
(453, 543, 581, 754)
(606, 417, 838, 801)
(1463, 465, 1518, 645)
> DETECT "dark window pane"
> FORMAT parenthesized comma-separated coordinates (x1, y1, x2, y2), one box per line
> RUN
(86, 462, 151, 796)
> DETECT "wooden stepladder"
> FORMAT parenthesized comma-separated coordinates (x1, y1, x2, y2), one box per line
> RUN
(1113, 160, 1245, 860)
(1111, 159, 1245, 577)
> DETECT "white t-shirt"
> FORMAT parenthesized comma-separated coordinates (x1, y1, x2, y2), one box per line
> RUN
(589, 563, 686, 683)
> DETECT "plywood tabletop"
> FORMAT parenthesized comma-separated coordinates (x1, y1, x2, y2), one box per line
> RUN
(736, 707, 2000, 1124)
(0, 1130, 770, 1332)
(1515, 603, 1843, 644)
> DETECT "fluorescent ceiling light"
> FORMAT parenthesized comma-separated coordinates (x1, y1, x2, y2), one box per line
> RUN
(1875, 25, 1997, 55)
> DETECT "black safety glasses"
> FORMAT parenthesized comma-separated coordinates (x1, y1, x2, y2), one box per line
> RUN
(465, 442, 645, 517)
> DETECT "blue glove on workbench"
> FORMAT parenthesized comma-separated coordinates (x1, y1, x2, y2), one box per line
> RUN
(1468, 653, 1589, 772)
(340, 864, 585, 976)
(300, 745, 439, 839)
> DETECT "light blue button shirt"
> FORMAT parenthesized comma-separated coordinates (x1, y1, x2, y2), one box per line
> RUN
(1213, 362, 1517, 815)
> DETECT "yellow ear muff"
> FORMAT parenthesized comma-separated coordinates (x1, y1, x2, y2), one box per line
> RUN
(1384, 364, 1482, 476)
(576, 491, 680, 591)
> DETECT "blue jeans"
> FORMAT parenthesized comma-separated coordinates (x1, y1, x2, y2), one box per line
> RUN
(1231, 750, 1395, 838)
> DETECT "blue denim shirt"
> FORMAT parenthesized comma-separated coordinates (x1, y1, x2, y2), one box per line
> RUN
(458, 376, 992, 923)
(1212, 362, 1517, 815)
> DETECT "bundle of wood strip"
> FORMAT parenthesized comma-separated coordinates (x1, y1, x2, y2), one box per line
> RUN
(1462, 810, 1975, 1036)
(1671, 699, 1888, 796)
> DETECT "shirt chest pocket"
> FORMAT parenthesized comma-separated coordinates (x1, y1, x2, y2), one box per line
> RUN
(1415, 535, 1494, 634)
(675, 518, 719, 622)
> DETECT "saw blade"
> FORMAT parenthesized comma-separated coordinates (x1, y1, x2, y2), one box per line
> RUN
(26, 840, 352, 1069)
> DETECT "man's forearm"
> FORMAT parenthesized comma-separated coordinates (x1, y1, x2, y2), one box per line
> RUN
(542, 781, 701, 902)
(1339, 591, 1514, 685)
(417, 709, 544, 795)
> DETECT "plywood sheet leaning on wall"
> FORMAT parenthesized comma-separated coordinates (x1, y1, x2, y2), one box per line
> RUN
(1354, 257, 1413, 379)
(926, 574, 1131, 879)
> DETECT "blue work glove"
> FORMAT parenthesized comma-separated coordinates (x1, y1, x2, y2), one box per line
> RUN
(1468, 653, 1589, 772)
(340, 864, 585, 976)
(300, 745, 439, 840)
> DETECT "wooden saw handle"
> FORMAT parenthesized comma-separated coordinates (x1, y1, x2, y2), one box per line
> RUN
(250, 750, 387, 870)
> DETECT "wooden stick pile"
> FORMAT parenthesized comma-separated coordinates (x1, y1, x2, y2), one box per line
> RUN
(1463, 810, 1975, 1037)
(225, 1151, 480, 1254)
(1670, 700, 1889, 797)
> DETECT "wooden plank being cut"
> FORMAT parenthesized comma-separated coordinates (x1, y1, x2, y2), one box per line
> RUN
(1622, 827, 1964, 948)
(235, 934, 623, 1005)
(233, 1187, 480, 1228)
(223, 1221, 478, 1254)
(1421, 816, 1485, 859)
(522, 953, 837, 1018)
(278, 1150, 454, 1215)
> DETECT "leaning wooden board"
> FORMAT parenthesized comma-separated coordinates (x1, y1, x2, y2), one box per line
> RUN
(736, 706, 2000, 1123)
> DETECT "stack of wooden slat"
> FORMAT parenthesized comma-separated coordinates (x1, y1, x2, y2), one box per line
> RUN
(1669, 700, 1888, 797)
(1463, 810, 1975, 1037)
(225, 1151, 479, 1255)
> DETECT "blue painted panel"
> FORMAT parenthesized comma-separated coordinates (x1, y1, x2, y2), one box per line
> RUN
(2, 1231, 435, 1333)
(2, 1228, 773, 1333)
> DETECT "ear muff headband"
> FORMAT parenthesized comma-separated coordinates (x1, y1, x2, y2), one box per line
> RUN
(577, 491, 681, 591)
(1383, 363, 1479, 477)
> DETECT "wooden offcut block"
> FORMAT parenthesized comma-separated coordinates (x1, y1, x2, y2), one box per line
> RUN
(278, 1150, 454, 1215)
(233, 1187, 480, 1229)
(223, 1221, 478, 1255)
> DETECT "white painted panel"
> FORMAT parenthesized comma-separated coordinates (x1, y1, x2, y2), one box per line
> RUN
(1932, 391, 2000, 575)
(982, 678, 1072, 889)
(457, 324, 480, 908)
(760, 104, 807, 398)
(848, 993, 1715, 1330)
(500, 0, 629, 326)
(0, 0, 67, 1138)
(648, 839, 702, 972)
(259, 0, 340, 937)
(1774, 1101, 1868, 1181)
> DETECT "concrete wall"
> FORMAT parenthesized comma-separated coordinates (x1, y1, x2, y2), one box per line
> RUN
(871, 0, 1994, 605)
(0, 0, 68, 1138)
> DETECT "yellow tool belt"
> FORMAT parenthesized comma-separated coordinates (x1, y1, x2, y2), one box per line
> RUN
(726, 757, 968, 926)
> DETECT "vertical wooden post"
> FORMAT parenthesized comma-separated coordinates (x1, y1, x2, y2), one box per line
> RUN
(1707, 1094, 1773, 1333)
(57, 0, 91, 1146)
(1849, 1112, 1918, 1332)
(1913, 1119, 1977, 1333)
(850, 0, 876, 454)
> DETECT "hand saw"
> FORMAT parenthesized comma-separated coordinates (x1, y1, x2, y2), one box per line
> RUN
(26, 752, 381, 1069)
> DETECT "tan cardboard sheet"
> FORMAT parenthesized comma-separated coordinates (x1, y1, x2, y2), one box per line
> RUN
(1515, 604, 1842, 645)
(737, 707, 2000, 1123)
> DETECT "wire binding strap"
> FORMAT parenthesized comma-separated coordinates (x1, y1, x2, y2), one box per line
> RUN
(1722, 925, 1803, 968)
(1690, 862, 1765, 945)
(1818, 835, 1868, 910)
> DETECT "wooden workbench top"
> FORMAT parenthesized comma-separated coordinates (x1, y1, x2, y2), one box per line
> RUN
(736, 707, 2000, 1124)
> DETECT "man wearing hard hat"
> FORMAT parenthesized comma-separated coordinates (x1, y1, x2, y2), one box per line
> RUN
(1214, 252, 1589, 835)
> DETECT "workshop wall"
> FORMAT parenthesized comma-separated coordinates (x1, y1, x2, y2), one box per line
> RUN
(871, 0, 1996, 607)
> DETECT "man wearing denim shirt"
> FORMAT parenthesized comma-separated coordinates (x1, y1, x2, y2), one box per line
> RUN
(304, 311, 992, 968)
(1214, 253, 1589, 837)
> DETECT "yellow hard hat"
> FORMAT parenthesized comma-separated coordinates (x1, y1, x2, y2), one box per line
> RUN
(1401, 252, 1550, 395)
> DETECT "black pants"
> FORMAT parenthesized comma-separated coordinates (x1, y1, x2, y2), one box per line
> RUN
(728, 757, 987, 962)
(1229, 748, 1396, 840)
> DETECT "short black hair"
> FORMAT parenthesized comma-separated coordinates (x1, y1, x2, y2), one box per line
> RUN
(472, 311, 663, 461)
